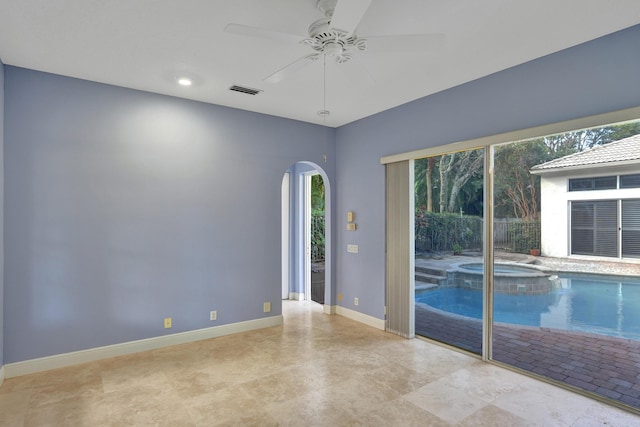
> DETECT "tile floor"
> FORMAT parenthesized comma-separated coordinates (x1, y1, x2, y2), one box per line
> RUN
(1, 300, 639, 426)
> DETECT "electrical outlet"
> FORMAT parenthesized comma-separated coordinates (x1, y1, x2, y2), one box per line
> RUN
(354, 297, 359, 306)
(263, 301, 271, 313)
(337, 293, 343, 302)
(210, 310, 217, 321)
(164, 317, 172, 329)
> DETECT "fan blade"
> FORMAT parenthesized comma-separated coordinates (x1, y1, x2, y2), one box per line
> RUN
(329, 0, 372, 35)
(264, 54, 320, 84)
(364, 33, 445, 53)
(224, 23, 303, 45)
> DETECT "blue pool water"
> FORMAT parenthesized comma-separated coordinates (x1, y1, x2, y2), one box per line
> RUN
(415, 275, 640, 340)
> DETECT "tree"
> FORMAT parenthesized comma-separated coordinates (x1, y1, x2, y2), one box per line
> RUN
(445, 150, 484, 213)
(426, 157, 435, 212)
(438, 154, 455, 213)
(494, 141, 549, 219)
(311, 174, 325, 214)
(538, 122, 640, 156)
(416, 150, 484, 214)
(415, 157, 440, 212)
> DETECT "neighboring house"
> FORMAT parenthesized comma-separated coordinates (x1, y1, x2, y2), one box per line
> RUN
(531, 134, 640, 259)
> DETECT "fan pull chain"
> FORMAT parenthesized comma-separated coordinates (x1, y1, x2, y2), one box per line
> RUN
(323, 54, 328, 163)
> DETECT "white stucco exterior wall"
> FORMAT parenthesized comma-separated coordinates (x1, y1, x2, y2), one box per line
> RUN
(539, 174, 569, 257)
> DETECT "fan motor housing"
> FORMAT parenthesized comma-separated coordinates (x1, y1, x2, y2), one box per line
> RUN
(305, 18, 366, 61)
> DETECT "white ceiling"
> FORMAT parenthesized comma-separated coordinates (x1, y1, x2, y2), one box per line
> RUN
(1, 0, 639, 127)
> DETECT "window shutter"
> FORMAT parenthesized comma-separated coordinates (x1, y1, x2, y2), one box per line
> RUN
(622, 199, 640, 258)
(571, 200, 618, 257)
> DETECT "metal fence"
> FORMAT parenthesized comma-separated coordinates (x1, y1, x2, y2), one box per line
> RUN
(415, 213, 540, 254)
(494, 219, 541, 253)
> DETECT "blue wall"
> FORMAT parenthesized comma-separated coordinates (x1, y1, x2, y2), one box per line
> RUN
(335, 24, 640, 319)
(3, 67, 335, 363)
(0, 59, 5, 369)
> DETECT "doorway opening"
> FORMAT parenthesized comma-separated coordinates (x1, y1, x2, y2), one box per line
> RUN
(281, 162, 331, 308)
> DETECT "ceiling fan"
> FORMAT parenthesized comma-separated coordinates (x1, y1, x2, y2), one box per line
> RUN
(224, 0, 443, 84)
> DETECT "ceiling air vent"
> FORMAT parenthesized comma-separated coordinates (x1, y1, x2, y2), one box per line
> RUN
(229, 85, 262, 95)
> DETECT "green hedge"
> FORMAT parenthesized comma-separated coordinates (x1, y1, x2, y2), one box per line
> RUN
(415, 208, 483, 253)
(311, 213, 325, 261)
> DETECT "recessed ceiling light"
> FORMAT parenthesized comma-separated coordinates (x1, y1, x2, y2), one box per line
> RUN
(177, 77, 192, 86)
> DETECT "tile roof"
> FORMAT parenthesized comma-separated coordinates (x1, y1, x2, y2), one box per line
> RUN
(531, 133, 640, 172)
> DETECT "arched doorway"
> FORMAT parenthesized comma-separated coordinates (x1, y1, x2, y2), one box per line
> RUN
(281, 162, 332, 309)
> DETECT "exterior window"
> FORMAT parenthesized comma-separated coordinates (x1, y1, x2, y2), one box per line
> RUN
(570, 200, 618, 257)
(620, 173, 640, 189)
(569, 176, 617, 192)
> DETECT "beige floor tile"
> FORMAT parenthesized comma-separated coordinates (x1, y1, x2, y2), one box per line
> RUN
(24, 394, 109, 427)
(183, 386, 274, 426)
(491, 377, 602, 426)
(320, 376, 402, 418)
(354, 397, 451, 427)
(437, 363, 525, 403)
(402, 377, 491, 424)
(360, 360, 435, 395)
(571, 401, 640, 426)
(457, 404, 536, 427)
(0, 389, 32, 427)
(266, 389, 356, 427)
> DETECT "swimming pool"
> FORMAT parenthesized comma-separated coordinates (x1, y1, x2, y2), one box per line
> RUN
(415, 274, 640, 340)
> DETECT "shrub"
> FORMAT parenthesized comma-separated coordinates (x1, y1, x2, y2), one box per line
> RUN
(311, 213, 325, 261)
(415, 208, 483, 253)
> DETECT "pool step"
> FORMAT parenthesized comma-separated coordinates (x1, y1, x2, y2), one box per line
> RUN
(416, 281, 439, 291)
(415, 267, 447, 287)
(416, 266, 447, 277)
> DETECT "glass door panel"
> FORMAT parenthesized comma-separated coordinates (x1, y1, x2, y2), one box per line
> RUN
(491, 124, 640, 411)
(414, 148, 484, 354)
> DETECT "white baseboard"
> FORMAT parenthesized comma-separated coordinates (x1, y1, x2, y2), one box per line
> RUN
(289, 292, 304, 301)
(0, 366, 5, 387)
(323, 304, 336, 315)
(4, 315, 283, 378)
(336, 306, 385, 330)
